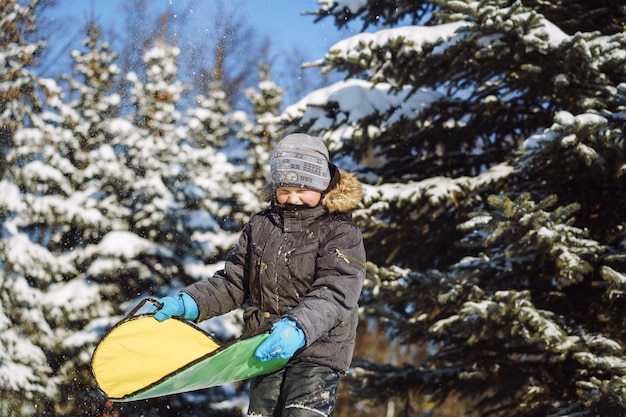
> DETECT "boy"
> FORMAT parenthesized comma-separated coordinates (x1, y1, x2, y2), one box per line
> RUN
(152, 133, 366, 417)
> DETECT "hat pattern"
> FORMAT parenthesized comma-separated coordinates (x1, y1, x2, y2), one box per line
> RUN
(270, 134, 331, 192)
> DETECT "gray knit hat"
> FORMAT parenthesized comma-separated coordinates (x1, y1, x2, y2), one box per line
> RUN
(270, 133, 331, 192)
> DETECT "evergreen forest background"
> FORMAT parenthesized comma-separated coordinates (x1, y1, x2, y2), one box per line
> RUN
(2, 0, 626, 416)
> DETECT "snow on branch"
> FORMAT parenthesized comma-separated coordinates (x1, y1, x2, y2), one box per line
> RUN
(280, 78, 443, 149)
(360, 162, 513, 211)
(326, 22, 468, 59)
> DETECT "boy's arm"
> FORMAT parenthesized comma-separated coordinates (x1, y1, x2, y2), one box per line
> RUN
(182, 220, 251, 322)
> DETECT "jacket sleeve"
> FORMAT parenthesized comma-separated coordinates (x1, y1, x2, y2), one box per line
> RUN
(286, 220, 366, 346)
(181, 220, 251, 322)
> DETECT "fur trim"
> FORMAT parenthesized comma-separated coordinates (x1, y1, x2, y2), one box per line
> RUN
(262, 170, 362, 213)
(262, 183, 276, 203)
(322, 170, 362, 213)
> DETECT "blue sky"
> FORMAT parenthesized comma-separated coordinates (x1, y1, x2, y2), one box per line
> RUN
(245, 0, 346, 53)
(43, 0, 357, 76)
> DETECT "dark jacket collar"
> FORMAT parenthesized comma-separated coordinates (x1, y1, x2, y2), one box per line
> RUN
(270, 201, 327, 232)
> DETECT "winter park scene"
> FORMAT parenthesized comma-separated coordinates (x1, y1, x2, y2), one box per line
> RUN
(2, 0, 626, 416)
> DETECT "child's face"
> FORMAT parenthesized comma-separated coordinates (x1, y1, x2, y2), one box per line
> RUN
(276, 187, 322, 207)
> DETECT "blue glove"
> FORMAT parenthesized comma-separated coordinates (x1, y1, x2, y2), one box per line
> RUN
(255, 318, 306, 362)
(149, 293, 199, 322)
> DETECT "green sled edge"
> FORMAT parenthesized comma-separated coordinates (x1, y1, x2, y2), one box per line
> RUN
(107, 328, 288, 402)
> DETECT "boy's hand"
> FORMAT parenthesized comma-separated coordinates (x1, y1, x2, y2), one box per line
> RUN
(255, 318, 306, 362)
(149, 293, 199, 322)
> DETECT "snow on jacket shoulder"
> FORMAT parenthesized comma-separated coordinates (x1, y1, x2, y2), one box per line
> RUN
(183, 170, 366, 374)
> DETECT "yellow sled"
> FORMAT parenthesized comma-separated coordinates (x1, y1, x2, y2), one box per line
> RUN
(91, 298, 288, 402)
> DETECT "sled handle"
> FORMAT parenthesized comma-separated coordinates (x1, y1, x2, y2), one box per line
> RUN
(125, 297, 163, 319)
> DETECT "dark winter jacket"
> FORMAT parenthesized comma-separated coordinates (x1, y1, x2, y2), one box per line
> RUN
(182, 170, 366, 374)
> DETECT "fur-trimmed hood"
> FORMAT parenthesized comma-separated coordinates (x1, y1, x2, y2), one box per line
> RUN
(263, 169, 362, 213)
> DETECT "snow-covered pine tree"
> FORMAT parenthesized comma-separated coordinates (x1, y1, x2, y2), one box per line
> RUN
(0, 1, 76, 414)
(2, 10, 149, 414)
(281, 1, 626, 416)
(239, 63, 285, 196)
(0, 4, 130, 416)
(49, 21, 150, 416)
(185, 78, 256, 235)
(187, 81, 233, 151)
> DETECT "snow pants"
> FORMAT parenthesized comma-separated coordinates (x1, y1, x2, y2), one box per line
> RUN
(247, 361, 339, 417)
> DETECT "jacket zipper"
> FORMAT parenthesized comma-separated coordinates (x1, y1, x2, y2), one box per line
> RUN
(335, 249, 365, 268)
